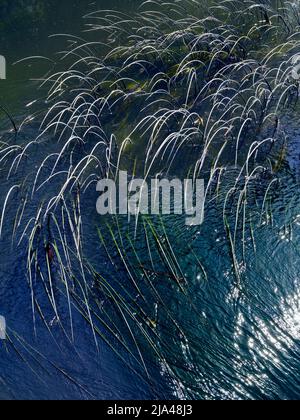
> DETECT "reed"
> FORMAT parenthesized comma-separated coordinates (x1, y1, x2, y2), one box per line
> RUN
(1, 0, 300, 397)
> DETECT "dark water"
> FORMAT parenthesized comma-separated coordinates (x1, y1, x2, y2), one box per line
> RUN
(0, 0, 142, 120)
(2, 0, 300, 401)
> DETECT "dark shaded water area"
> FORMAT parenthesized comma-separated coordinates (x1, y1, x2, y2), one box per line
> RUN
(2, 0, 300, 401)
(0, 0, 143, 119)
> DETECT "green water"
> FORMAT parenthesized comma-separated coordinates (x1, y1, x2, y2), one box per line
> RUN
(0, 0, 142, 124)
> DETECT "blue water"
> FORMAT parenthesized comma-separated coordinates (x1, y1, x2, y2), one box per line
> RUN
(2, 0, 300, 401)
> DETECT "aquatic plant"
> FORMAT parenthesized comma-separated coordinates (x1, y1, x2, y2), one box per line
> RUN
(2, 0, 300, 398)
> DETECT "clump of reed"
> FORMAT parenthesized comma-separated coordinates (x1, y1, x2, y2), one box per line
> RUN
(1, 0, 300, 397)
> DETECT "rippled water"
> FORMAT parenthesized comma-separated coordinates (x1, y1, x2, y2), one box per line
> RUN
(2, 0, 300, 401)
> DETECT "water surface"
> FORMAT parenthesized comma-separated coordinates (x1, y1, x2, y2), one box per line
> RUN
(2, 0, 300, 401)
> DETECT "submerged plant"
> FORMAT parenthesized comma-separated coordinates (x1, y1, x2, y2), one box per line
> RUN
(1, 0, 300, 398)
